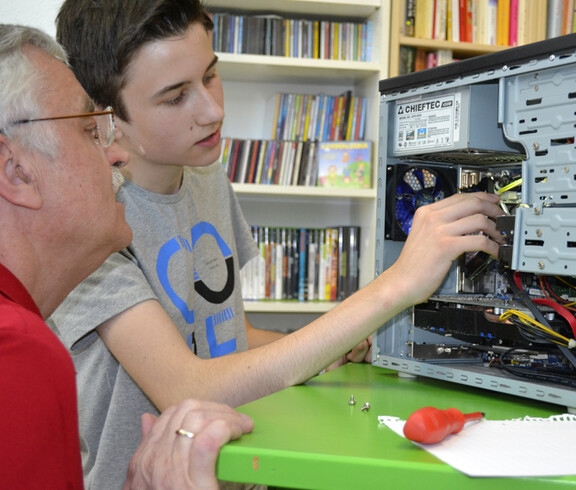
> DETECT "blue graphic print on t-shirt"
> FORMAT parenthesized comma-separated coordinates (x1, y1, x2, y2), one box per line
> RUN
(157, 221, 237, 357)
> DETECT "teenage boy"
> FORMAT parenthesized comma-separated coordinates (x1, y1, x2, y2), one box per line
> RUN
(0, 23, 253, 489)
(51, 0, 505, 487)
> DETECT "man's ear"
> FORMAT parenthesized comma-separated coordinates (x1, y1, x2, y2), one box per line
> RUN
(0, 136, 43, 209)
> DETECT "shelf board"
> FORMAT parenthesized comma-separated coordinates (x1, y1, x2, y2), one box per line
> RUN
(398, 36, 511, 56)
(232, 183, 376, 199)
(244, 300, 339, 313)
(217, 53, 380, 84)
(207, 0, 380, 18)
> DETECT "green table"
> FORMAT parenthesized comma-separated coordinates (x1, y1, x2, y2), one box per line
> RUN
(217, 363, 576, 489)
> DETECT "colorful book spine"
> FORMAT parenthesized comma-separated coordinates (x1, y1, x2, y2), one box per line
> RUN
(240, 225, 362, 302)
(496, 0, 510, 46)
(405, 0, 417, 36)
(509, 0, 519, 45)
(297, 229, 308, 301)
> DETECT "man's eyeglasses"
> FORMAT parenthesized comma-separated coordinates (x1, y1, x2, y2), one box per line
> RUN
(1, 106, 116, 148)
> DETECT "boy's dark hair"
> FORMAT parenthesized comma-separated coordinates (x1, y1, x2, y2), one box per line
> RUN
(56, 0, 213, 122)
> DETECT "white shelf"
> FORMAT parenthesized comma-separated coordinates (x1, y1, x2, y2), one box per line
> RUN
(232, 183, 376, 200)
(217, 53, 380, 84)
(207, 0, 380, 18)
(205, 0, 389, 324)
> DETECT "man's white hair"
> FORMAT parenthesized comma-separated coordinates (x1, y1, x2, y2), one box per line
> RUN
(0, 24, 69, 157)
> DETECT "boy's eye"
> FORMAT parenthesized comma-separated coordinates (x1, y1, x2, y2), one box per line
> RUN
(204, 70, 217, 84)
(167, 93, 185, 105)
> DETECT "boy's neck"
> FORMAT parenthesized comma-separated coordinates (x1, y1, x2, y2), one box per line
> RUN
(121, 160, 184, 195)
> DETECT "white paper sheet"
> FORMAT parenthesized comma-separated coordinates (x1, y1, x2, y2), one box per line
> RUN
(378, 413, 576, 477)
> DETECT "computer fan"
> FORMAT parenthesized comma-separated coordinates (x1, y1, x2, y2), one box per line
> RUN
(385, 165, 456, 241)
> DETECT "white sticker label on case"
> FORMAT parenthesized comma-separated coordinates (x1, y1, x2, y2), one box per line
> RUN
(394, 93, 461, 153)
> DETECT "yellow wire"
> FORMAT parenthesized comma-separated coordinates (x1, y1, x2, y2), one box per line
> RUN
(496, 178, 522, 194)
(554, 275, 576, 296)
(499, 309, 571, 344)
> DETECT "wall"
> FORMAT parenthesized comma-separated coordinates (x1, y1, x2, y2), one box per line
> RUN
(0, 0, 62, 37)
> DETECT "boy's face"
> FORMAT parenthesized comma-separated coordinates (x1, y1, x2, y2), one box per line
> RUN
(115, 22, 224, 173)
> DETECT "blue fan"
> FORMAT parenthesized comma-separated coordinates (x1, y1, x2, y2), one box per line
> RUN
(395, 167, 450, 236)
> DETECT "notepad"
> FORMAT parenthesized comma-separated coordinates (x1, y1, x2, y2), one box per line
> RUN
(378, 414, 576, 477)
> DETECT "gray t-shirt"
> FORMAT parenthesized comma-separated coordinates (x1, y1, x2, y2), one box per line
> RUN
(49, 162, 258, 489)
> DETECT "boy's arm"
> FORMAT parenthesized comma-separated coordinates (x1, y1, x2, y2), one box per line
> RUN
(244, 314, 286, 348)
(98, 192, 504, 411)
(244, 314, 371, 368)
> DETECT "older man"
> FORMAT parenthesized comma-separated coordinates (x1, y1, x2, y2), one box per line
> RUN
(0, 24, 252, 489)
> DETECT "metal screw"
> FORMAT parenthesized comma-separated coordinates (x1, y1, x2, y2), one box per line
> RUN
(348, 395, 356, 405)
(361, 402, 370, 412)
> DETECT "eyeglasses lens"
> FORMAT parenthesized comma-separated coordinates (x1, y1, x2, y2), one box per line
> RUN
(98, 110, 115, 148)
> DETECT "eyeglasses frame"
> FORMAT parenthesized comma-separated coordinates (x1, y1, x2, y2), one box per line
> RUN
(1, 106, 116, 148)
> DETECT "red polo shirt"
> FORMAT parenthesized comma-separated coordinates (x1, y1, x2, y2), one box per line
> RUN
(0, 263, 83, 489)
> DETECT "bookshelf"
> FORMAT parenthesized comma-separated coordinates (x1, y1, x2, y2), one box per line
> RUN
(205, 0, 390, 330)
(389, 0, 514, 77)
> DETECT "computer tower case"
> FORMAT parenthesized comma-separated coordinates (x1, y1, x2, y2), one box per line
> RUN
(374, 34, 576, 411)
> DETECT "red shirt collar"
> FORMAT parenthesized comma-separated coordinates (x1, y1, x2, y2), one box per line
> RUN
(0, 262, 42, 318)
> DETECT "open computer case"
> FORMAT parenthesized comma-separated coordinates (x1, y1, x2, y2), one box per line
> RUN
(374, 34, 576, 411)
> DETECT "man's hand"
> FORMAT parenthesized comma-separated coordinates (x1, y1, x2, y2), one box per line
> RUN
(124, 399, 254, 490)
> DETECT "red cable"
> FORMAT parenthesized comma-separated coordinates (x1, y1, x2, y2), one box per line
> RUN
(513, 272, 576, 339)
(540, 276, 576, 312)
(532, 298, 576, 339)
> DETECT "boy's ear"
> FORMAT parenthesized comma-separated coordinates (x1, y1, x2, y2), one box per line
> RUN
(0, 136, 43, 209)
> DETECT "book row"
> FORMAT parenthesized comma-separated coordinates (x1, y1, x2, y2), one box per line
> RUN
(405, 0, 548, 47)
(547, 0, 576, 38)
(210, 11, 372, 61)
(241, 226, 361, 302)
(221, 138, 372, 189)
(399, 46, 455, 74)
(272, 91, 367, 143)
(221, 138, 318, 186)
